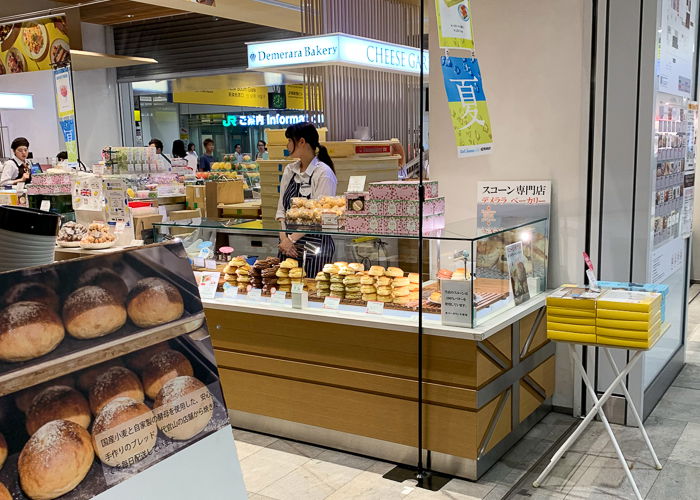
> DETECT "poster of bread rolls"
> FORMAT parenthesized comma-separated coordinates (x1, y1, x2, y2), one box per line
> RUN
(0, 242, 235, 498)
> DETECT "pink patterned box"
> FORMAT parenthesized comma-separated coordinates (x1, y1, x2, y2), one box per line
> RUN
(27, 184, 71, 195)
(31, 173, 72, 186)
(344, 214, 445, 236)
(368, 180, 439, 200)
(345, 214, 384, 233)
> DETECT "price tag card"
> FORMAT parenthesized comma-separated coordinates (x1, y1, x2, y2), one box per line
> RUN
(114, 220, 126, 233)
(324, 296, 340, 310)
(40, 200, 50, 212)
(247, 288, 262, 300)
(205, 259, 218, 270)
(193, 272, 219, 300)
(366, 301, 385, 315)
(291, 282, 304, 294)
(223, 283, 239, 299)
(347, 175, 367, 193)
(440, 279, 473, 327)
(193, 257, 205, 268)
(271, 290, 287, 305)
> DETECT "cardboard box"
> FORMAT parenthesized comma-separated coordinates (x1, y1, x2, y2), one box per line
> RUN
(133, 214, 163, 237)
(169, 208, 201, 222)
(185, 185, 206, 210)
(205, 181, 244, 218)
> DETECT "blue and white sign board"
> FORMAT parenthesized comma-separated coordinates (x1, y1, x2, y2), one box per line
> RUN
(247, 33, 429, 76)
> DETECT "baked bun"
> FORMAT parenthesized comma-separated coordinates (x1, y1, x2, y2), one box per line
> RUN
(0, 432, 6, 471)
(360, 275, 375, 285)
(385, 267, 404, 278)
(19, 420, 94, 500)
(368, 266, 385, 277)
(63, 286, 127, 339)
(279, 258, 298, 269)
(155, 376, 213, 440)
(76, 268, 129, 302)
(124, 342, 169, 373)
(0, 482, 10, 500)
(89, 367, 144, 415)
(348, 263, 365, 272)
(92, 398, 156, 467)
(375, 276, 391, 287)
(76, 359, 124, 393)
(26, 386, 91, 435)
(14, 375, 75, 414)
(0, 302, 64, 362)
(408, 273, 420, 284)
(127, 278, 184, 328)
(1, 282, 60, 311)
(141, 350, 194, 400)
(322, 264, 338, 274)
(392, 277, 410, 287)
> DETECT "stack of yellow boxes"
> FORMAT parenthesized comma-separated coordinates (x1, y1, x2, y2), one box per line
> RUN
(546, 286, 600, 343)
(595, 290, 663, 349)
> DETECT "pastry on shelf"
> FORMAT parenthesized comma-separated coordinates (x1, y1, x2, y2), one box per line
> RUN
(79, 223, 116, 249)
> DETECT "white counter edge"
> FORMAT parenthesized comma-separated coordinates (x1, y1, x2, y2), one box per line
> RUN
(202, 293, 547, 341)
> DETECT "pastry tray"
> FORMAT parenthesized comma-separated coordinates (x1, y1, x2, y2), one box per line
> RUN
(0, 335, 230, 499)
(0, 242, 205, 397)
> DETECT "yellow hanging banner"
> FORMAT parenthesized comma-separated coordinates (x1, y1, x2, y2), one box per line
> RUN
(172, 86, 268, 108)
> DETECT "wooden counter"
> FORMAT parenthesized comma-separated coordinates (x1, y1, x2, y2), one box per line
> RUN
(203, 296, 554, 479)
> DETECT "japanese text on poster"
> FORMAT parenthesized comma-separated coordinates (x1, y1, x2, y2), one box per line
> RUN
(476, 181, 551, 234)
(434, 0, 475, 50)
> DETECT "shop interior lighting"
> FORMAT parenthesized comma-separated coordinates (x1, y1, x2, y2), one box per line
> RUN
(520, 230, 532, 243)
(132, 80, 169, 93)
(0, 93, 34, 110)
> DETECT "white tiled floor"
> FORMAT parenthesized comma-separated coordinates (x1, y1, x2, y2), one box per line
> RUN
(232, 286, 700, 499)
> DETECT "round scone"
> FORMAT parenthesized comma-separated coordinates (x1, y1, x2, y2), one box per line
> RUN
(141, 350, 194, 400)
(0, 302, 64, 362)
(0, 482, 10, 500)
(124, 342, 169, 373)
(26, 386, 91, 435)
(19, 420, 94, 500)
(126, 278, 184, 328)
(14, 375, 75, 414)
(76, 268, 129, 302)
(92, 397, 156, 467)
(89, 367, 144, 415)
(62, 286, 127, 339)
(76, 359, 124, 393)
(1, 282, 60, 311)
(155, 376, 213, 440)
(0, 432, 6, 471)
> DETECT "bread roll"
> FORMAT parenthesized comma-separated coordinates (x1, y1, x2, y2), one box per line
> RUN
(155, 376, 213, 440)
(124, 342, 169, 373)
(19, 420, 94, 500)
(92, 397, 156, 467)
(89, 367, 144, 415)
(0, 482, 10, 500)
(76, 359, 124, 393)
(26, 386, 91, 435)
(141, 350, 194, 400)
(1, 282, 60, 311)
(0, 432, 6, 471)
(76, 268, 129, 303)
(385, 267, 404, 278)
(0, 302, 64, 362)
(14, 375, 75, 414)
(126, 278, 184, 328)
(62, 286, 127, 340)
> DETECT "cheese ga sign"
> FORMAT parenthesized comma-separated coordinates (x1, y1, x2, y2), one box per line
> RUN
(247, 34, 429, 76)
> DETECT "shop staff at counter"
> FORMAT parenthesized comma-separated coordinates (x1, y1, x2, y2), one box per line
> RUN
(276, 122, 337, 275)
(199, 139, 215, 172)
(1, 137, 32, 186)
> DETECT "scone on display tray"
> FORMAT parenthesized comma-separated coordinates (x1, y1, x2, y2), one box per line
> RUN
(79, 222, 116, 249)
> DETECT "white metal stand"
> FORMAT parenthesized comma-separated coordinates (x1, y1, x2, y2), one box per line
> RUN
(533, 343, 662, 500)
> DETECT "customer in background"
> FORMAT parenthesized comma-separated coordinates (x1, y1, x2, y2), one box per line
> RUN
(199, 139, 215, 172)
(171, 140, 187, 159)
(56, 151, 68, 162)
(256, 140, 269, 160)
(1, 137, 32, 186)
(186, 142, 198, 170)
(149, 138, 172, 168)
(234, 144, 243, 163)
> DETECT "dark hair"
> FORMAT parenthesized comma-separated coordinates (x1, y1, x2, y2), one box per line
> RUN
(234, 144, 241, 150)
(188, 142, 196, 152)
(172, 139, 186, 158)
(11, 137, 29, 151)
(203, 139, 214, 148)
(56, 151, 68, 161)
(258, 140, 267, 149)
(285, 122, 334, 171)
(148, 138, 164, 151)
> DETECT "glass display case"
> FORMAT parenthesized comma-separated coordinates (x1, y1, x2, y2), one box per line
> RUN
(153, 216, 548, 328)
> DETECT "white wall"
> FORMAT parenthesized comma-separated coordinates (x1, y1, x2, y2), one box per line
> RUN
(429, 0, 590, 409)
(0, 71, 63, 162)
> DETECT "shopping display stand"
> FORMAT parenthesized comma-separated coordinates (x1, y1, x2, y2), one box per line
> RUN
(532, 328, 669, 500)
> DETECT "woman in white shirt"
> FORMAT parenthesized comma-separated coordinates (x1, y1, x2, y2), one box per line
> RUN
(1, 137, 32, 186)
(186, 142, 198, 170)
(276, 122, 337, 275)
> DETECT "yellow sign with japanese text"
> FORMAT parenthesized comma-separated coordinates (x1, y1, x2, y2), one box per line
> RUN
(172, 86, 268, 108)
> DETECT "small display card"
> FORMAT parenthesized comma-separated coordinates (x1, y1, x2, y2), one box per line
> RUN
(324, 296, 340, 310)
(366, 301, 384, 315)
(193, 257, 205, 268)
(347, 175, 367, 193)
(205, 259, 218, 270)
(193, 271, 219, 300)
(223, 283, 238, 299)
(271, 290, 287, 305)
(40, 200, 50, 211)
(115, 220, 126, 233)
(247, 288, 262, 300)
(441, 279, 473, 327)
(291, 282, 304, 294)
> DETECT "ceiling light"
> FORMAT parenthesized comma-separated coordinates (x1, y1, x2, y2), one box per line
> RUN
(0, 93, 34, 110)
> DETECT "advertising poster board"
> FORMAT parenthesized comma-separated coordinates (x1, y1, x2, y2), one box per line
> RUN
(476, 181, 551, 234)
(0, 16, 70, 75)
(434, 0, 475, 50)
(506, 241, 530, 305)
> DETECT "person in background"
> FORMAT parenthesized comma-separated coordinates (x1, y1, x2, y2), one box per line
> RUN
(171, 140, 187, 159)
(186, 142, 198, 170)
(233, 144, 243, 163)
(149, 138, 172, 168)
(256, 140, 269, 160)
(1, 137, 32, 186)
(199, 139, 215, 172)
(276, 122, 337, 275)
(56, 151, 68, 162)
